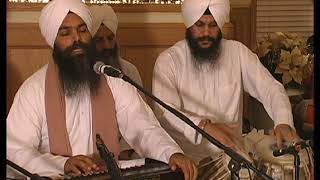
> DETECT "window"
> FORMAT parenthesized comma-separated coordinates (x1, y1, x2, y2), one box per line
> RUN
(256, 0, 314, 40)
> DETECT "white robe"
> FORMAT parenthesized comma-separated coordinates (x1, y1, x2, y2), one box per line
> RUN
(152, 39, 294, 163)
(119, 57, 146, 102)
(7, 64, 183, 177)
(118, 57, 146, 151)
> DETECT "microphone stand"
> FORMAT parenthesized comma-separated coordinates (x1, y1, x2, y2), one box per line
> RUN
(294, 153, 300, 180)
(273, 141, 312, 180)
(228, 158, 241, 180)
(113, 72, 272, 180)
(6, 159, 47, 180)
(95, 134, 124, 180)
(279, 147, 300, 180)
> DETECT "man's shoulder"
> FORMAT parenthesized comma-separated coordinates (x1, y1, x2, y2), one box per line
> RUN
(26, 64, 48, 81)
(222, 39, 248, 50)
(105, 75, 138, 97)
(118, 57, 143, 84)
(18, 64, 48, 92)
(158, 39, 187, 59)
(119, 58, 137, 70)
(119, 58, 140, 75)
(222, 38, 242, 45)
(169, 39, 187, 51)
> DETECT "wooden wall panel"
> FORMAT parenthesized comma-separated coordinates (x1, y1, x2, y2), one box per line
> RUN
(118, 23, 234, 46)
(7, 23, 233, 111)
(120, 47, 169, 105)
(7, 3, 254, 118)
(7, 49, 52, 112)
(230, 6, 256, 49)
(8, 23, 49, 48)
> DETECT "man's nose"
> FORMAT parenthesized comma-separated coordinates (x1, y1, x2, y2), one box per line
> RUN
(71, 29, 82, 43)
(101, 40, 113, 49)
(203, 25, 210, 36)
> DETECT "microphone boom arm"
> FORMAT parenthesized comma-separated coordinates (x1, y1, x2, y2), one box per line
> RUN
(120, 74, 272, 180)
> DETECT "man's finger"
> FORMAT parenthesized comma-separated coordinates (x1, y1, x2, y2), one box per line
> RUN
(292, 131, 301, 142)
(223, 136, 243, 153)
(78, 156, 99, 171)
(232, 138, 245, 152)
(186, 161, 193, 180)
(170, 162, 177, 171)
(192, 162, 198, 180)
(73, 159, 95, 175)
(180, 165, 189, 180)
(68, 164, 82, 176)
(189, 161, 197, 180)
(285, 131, 294, 142)
(275, 130, 283, 148)
(274, 124, 302, 147)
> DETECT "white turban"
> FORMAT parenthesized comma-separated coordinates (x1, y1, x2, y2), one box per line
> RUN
(89, 5, 118, 36)
(39, 0, 92, 48)
(182, 0, 230, 29)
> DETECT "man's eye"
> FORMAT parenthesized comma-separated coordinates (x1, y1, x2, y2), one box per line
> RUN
(79, 26, 88, 32)
(195, 22, 204, 27)
(107, 36, 114, 41)
(209, 23, 218, 28)
(95, 38, 104, 43)
(59, 30, 69, 36)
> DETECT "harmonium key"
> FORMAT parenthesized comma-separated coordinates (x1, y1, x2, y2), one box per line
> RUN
(65, 159, 184, 180)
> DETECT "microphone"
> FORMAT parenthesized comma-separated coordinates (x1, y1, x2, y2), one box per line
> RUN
(273, 140, 313, 157)
(93, 61, 123, 78)
(95, 134, 124, 180)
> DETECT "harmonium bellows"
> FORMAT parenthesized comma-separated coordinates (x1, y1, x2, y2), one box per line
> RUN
(65, 159, 184, 180)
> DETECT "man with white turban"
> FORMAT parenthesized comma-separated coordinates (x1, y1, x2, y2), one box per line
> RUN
(152, 0, 300, 179)
(89, 4, 146, 160)
(89, 4, 145, 101)
(7, 0, 198, 179)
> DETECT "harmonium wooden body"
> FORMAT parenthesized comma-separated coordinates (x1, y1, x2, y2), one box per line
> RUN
(64, 159, 184, 180)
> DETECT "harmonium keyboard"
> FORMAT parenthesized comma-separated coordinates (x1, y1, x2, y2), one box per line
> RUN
(65, 159, 184, 180)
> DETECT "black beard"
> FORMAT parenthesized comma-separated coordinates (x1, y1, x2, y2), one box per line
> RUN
(186, 29, 222, 68)
(52, 41, 100, 97)
(94, 42, 122, 70)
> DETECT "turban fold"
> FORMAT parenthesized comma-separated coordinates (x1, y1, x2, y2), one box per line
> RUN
(89, 5, 118, 36)
(182, 0, 230, 29)
(39, 0, 92, 48)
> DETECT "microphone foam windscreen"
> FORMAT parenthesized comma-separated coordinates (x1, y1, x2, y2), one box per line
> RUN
(93, 61, 105, 74)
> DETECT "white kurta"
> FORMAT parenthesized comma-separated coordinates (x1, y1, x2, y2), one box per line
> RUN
(7, 64, 183, 177)
(152, 39, 294, 163)
(119, 57, 146, 102)
(118, 58, 146, 151)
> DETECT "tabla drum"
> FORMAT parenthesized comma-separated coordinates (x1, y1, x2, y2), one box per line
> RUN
(253, 135, 313, 180)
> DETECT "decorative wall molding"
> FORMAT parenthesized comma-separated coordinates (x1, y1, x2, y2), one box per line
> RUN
(8, 0, 252, 11)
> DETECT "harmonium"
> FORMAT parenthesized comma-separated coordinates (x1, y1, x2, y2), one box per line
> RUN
(64, 159, 184, 180)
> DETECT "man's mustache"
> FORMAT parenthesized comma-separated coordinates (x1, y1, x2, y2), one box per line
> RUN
(65, 42, 89, 54)
(101, 49, 113, 55)
(197, 36, 215, 42)
(96, 48, 114, 58)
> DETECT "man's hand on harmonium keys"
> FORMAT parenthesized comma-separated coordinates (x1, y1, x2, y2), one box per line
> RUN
(64, 155, 106, 177)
